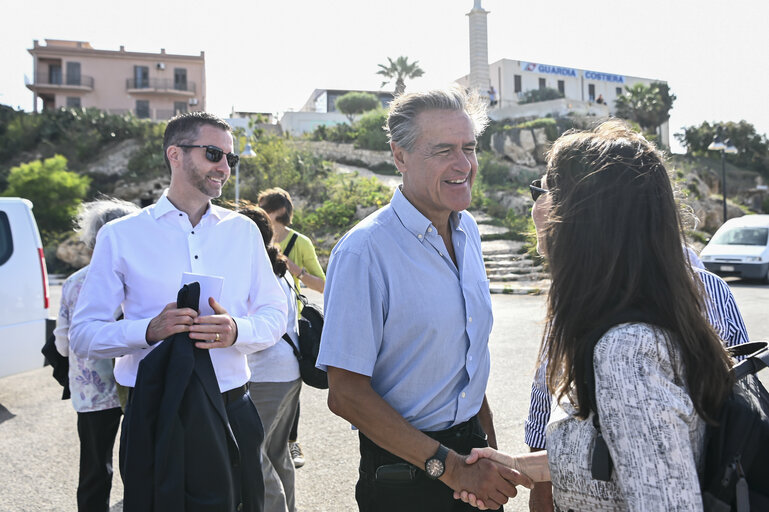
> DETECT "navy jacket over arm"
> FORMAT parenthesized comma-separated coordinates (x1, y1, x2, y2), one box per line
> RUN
(122, 282, 241, 512)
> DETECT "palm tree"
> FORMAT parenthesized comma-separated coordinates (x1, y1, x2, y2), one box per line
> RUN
(376, 56, 424, 96)
(614, 82, 676, 135)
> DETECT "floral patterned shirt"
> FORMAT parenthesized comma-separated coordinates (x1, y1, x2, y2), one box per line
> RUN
(54, 266, 121, 413)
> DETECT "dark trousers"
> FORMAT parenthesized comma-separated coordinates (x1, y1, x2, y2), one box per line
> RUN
(120, 386, 265, 512)
(288, 399, 300, 441)
(225, 389, 266, 512)
(77, 407, 122, 512)
(355, 416, 491, 512)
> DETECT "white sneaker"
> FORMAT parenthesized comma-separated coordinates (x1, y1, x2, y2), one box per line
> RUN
(290, 441, 305, 468)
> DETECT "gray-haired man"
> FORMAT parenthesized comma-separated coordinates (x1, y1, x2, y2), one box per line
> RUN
(318, 88, 531, 511)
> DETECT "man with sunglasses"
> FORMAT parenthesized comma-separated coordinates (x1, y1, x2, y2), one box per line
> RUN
(71, 112, 287, 512)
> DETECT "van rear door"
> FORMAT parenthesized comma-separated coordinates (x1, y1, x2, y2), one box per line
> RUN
(0, 198, 50, 378)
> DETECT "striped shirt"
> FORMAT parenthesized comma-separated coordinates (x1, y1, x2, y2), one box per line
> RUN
(524, 267, 749, 450)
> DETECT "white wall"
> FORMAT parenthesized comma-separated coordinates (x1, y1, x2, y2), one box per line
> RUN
(279, 111, 350, 136)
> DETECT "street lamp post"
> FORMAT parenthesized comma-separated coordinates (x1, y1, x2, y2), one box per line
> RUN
(707, 132, 738, 224)
(233, 138, 257, 211)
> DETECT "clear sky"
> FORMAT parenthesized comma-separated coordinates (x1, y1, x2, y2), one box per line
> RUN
(2, 0, 768, 153)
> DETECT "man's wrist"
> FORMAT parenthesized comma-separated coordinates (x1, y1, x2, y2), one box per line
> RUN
(439, 448, 462, 489)
(230, 317, 239, 345)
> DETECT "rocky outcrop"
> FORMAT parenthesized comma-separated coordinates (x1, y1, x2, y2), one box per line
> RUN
(291, 141, 394, 170)
(112, 176, 169, 206)
(491, 128, 550, 166)
(85, 139, 142, 176)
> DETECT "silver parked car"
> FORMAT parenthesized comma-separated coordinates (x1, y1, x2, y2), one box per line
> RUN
(700, 214, 769, 283)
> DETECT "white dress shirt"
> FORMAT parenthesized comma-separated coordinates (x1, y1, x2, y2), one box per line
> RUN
(70, 192, 288, 392)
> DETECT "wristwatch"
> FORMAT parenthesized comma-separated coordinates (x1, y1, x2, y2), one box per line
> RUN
(425, 444, 450, 479)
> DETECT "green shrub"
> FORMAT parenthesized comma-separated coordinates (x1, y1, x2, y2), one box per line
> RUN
(232, 136, 331, 205)
(515, 118, 559, 142)
(126, 122, 167, 180)
(504, 208, 534, 242)
(478, 153, 510, 186)
(0, 107, 155, 192)
(335, 92, 380, 122)
(2, 155, 90, 244)
(309, 123, 355, 144)
(354, 109, 389, 151)
(293, 175, 390, 235)
(518, 87, 564, 105)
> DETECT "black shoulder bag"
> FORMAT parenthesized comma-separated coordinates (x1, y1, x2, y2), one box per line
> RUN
(583, 311, 769, 512)
(281, 276, 328, 390)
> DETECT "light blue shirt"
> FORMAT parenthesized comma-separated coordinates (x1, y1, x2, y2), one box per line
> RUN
(317, 187, 493, 431)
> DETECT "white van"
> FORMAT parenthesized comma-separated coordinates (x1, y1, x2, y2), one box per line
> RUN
(700, 214, 769, 283)
(0, 198, 52, 378)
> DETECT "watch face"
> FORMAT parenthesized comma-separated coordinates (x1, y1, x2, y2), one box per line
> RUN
(426, 458, 445, 478)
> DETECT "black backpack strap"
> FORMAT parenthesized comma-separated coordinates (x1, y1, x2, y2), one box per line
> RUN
(283, 275, 308, 308)
(282, 333, 302, 361)
(583, 309, 659, 481)
(283, 233, 299, 258)
(731, 342, 769, 380)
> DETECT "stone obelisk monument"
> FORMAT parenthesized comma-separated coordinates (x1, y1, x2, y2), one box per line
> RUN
(467, 0, 490, 96)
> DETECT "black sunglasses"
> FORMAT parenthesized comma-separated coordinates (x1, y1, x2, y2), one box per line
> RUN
(178, 145, 239, 168)
(529, 179, 549, 202)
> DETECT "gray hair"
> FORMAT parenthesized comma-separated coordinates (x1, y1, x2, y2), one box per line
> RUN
(75, 198, 140, 249)
(385, 85, 489, 151)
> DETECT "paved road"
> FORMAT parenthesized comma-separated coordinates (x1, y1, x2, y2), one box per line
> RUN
(1, 280, 767, 511)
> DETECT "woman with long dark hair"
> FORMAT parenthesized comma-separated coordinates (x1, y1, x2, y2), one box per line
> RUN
(458, 121, 734, 510)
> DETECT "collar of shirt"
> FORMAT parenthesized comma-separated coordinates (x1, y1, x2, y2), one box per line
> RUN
(151, 190, 226, 226)
(390, 186, 463, 243)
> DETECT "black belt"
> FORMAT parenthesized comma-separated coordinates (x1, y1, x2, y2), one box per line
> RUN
(221, 383, 249, 405)
(423, 415, 482, 443)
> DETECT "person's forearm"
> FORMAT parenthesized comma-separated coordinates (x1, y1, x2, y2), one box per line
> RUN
(478, 395, 497, 449)
(510, 451, 550, 482)
(326, 367, 439, 468)
(299, 271, 325, 293)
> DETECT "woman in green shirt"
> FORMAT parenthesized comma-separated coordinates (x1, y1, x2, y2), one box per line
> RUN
(258, 188, 325, 294)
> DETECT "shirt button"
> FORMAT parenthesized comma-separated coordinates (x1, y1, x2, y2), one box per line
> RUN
(191, 230, 195, 234)
(178, 213, 182, 217)
(194, 255, 199, 259)
(461, 392, 466, 399)
(468, 316, 473, 323)
(428, 227, 433, 233)
(417, 234, 423, 239)
(468, 355, 473, 361)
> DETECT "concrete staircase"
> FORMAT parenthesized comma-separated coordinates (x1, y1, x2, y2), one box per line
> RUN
(473, 212, 550, 295)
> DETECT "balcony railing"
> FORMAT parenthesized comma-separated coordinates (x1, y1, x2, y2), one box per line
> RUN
(126, 78, 196, 94)
(28, 72, 94, 89)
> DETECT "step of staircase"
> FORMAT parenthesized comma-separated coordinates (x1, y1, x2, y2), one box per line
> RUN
(480, 236, 549, 295)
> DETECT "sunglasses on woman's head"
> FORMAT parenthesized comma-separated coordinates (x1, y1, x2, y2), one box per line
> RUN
(177, 144, 239, 168)
(530, 179, 549, 201)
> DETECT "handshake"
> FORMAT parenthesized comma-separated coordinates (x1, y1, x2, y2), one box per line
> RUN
(450, 448, 550, 511)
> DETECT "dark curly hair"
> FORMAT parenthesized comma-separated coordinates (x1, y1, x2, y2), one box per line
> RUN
(240, 205, 288, 278)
